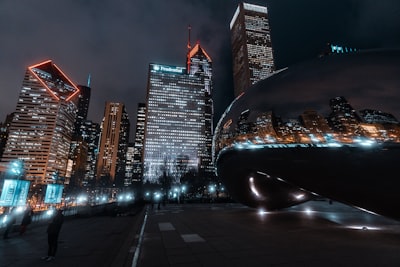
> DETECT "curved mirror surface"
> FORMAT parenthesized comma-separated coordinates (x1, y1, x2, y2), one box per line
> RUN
(213, 49, 400, 220)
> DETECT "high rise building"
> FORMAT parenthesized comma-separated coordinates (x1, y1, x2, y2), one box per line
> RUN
(230, 2, 275, 97)
(132, 103, 146, 185)
(142, 41, 214, 185)
(67, 82, 91, 191)
(96, 102, 130, 187)
(0, 113, 14, 160)
(67, 136, 88, 189)
(1, 60, 80, 185)
(73, 84, 91, 137)
(80, 120, 100, 187)
(125, 142, 134, 187)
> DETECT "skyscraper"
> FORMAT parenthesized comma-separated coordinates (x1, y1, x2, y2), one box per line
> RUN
(80, 120, 100, 187)
(73, 84, 91, 137)
(67, 82, 91, 191)
(132, 103, 146, 185)
(1, 60, 80, 185)
(67, 136, 88, 189)
(230, 2, 275, 97)
(96, 102, 130, 187)
(142, 41, 214, 185)
(125, 142, 134, 187)
(0, 113, 14, 159)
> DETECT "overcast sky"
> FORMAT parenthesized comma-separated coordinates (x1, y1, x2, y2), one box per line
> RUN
(1, 0, 400, 138)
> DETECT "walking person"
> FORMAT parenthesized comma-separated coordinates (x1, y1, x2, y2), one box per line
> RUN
(42, 209, 64, 261)
(3, 208, 16, 239)
(19, 207, 33, 235)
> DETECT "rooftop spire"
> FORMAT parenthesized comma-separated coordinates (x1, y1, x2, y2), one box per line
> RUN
(186, 25, 192, 73)
(87, 74, 91, 87)
(187, 24, 192, 51)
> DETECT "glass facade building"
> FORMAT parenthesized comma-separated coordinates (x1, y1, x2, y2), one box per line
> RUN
(142, 43, 213, 184)
(230, 2, 275, 97)
(1, 60, 80, 185)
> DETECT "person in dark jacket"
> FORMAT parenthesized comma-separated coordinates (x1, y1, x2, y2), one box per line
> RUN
(42, 209, 64, 261)
(19, 207, 33, 235)
(3, 208, 16, 239)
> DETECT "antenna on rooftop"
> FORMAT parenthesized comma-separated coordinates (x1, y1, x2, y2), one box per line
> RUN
(87, 74, 91, 87)
(186, 25, 192, 73)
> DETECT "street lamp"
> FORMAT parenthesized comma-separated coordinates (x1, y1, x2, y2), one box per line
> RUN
(9, 160, 23, 179)
(51, 171, 60, 183)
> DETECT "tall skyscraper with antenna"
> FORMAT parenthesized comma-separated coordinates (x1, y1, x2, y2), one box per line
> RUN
(73, 84, 91, 137)
(230, 2, 275, 97)
(142, 27, 214, 185)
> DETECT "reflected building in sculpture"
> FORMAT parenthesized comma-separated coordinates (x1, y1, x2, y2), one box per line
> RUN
(213, 49, 400, 221)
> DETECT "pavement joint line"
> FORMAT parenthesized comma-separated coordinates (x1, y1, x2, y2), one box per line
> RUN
(159, 222, 175, 231)
(131, 209, 148, 267)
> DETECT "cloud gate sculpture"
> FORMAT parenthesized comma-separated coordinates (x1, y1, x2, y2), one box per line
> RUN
(213, 49, 400, 221)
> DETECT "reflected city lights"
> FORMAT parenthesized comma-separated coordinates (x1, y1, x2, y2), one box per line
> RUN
(213, 49, 400, 221)
(304, 208, 313, 215)
(249, 177, 261, 198)
(345, 225, 381, 231)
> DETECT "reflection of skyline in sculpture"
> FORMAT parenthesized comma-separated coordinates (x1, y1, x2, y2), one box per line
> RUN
(213, 49, 400, 221)
(214, 95, 400, 155)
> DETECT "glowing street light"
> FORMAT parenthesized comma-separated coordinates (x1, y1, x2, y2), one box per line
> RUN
(9, 159, 24, 178)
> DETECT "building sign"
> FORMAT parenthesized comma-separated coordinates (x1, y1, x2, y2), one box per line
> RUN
(44, 184, 64, 204)
(152, 64, 185, 74)
(0, 179, 31, 207)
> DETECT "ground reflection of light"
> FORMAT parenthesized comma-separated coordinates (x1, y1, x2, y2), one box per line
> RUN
(257, 208, 268, 216)
(346, 225, 381, 231)
(304, 207, 313, 215)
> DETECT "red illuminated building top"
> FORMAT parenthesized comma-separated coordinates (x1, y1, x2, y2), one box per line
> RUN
(28, 60, 80, 101)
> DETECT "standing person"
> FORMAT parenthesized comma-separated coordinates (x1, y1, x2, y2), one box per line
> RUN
(19, 207, 33, 235)
(3, 208, 16, 239)
(42, 209, 64, 261)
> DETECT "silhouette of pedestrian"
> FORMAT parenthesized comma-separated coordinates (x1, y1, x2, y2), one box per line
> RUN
(19, 207, 33, 235)
(3, 208, 16, 239)
(42, 209, 64, 261)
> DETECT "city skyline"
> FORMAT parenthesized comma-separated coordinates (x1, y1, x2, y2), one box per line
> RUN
(1, 0, 400, 136)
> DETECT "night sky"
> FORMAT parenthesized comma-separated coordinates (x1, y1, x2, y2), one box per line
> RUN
(1, 0, 400, 139)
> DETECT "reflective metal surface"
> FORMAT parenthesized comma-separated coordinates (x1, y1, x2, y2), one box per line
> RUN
(213, 49, 400, 220)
